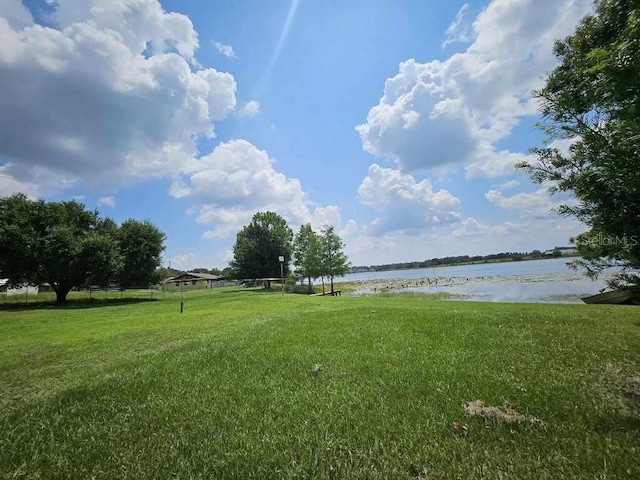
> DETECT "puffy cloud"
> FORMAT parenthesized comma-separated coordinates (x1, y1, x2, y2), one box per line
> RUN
(50, 0, 199, 59)
(0, 162, 74, 197)
(358, 164, 461, 234)
(0, 0, 34, 29)
(237, 100, 261, 117)
(174, 140, 354, 239)
(356, 0, 592, 178)
(449, 214, 583, 254)
(464, 149, 533, 179)
(47, 0, 92, 28)
(549, 137, 581, 157)
(494, 179, 520, 191)
(198, 206, 257, 240)
(308, 205, 342, 231)
(0, 0, 237, 193)
(0, 164, 37, 197)
(166, 249, 232, 271)
(484, 187, 572, 219)
(97, 196, 116, 207)
(172, 140, 306, 210)
(451, 217, 515, 238)
(346, 213, 583, 266)
(339, 219, 357, 238)
(212, 40, 236, 58)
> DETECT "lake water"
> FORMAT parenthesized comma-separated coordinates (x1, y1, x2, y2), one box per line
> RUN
(337, 257, 613, 303)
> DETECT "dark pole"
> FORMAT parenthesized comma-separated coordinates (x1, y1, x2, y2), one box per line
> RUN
(279, 255, 284, 295)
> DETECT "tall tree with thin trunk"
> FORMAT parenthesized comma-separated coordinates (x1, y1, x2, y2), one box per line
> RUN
(518, 0, 640, 295)
(319, 225, 351, 294)
(293, 224, 321, 292)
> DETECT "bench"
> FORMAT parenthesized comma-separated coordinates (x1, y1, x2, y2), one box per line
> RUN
(313, 290, 342, 297)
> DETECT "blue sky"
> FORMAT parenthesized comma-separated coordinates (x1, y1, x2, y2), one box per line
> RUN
(0, 0, 593, 269)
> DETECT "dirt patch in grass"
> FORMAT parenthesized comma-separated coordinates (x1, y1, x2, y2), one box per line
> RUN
(624, 376, 640, 413)
(600, 363, 640, 417)
(464, 400, 543, 426)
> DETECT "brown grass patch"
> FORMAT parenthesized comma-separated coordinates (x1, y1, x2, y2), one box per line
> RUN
(463, 400, 543, 426)
(599, 363, 640, 417)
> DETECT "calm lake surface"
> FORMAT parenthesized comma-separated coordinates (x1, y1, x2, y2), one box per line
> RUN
(338, 257, 612, 303)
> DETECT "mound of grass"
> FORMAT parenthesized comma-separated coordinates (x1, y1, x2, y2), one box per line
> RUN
(1, 289, 638, 479)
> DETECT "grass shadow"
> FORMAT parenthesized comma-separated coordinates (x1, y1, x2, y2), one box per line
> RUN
(592, 414, 640, 433)
(221, 287, 278, 294)
(220, 287, 316, 296)
(0, 297, 158, 312)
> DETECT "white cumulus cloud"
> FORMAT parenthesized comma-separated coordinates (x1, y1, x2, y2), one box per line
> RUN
(484, 186, 577, 219)
(358, 164, 461, 235)
(172, 140, 355, 239)
(237, 100, 261, 117)
(0, 0, 34, 29)
(97, 196, 116, 207)
(0, 0, 237, 194)
(356, 0, 593, 179)
(166, 250, 232, 271)
(451, 217, 515, 238)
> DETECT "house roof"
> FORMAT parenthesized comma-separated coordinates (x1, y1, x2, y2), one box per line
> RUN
(163, 272, 222, 283)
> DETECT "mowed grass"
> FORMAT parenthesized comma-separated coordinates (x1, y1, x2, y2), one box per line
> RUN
(1, 289, 639, 479)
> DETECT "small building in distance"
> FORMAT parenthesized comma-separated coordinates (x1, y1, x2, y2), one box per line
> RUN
(0, 279, 40, 296)
(162, 272, 225, 289)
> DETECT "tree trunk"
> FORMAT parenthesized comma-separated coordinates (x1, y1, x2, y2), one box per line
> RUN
(330, 276, 334, 294)
(308, 276, 312, 293)
(321, 277, 325, 295)
(54, 285, 72, 305)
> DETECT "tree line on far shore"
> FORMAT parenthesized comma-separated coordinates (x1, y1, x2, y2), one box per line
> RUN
(351, 248, 573, 273)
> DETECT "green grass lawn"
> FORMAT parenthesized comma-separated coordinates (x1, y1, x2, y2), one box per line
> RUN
(1, 289, 639, 479)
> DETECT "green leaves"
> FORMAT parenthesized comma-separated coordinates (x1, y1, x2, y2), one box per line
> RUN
(232, 215, 351, 290)
(78, 231, 124, 288)
(231, 212, 294, 279)
(293, 224, 322, 281)
(520, 0, 640, 292)
(0, 195, 166, 303)
(118, 219, 166, 288)
(320, 225, 351, 281)
(292, 224, 351, 293)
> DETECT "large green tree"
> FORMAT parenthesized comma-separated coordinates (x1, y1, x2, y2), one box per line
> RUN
(518, 0, 640, 293)
(0, 194, 122, 304)
(293, 224, 322, 292)
(0, 194, 167, 304)
(319, 225, 351, 294)
(231, 211, 293, 280)
(118, 219, 166, 289)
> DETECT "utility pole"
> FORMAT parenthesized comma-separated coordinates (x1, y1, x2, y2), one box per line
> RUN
(279, 256, 285, 296)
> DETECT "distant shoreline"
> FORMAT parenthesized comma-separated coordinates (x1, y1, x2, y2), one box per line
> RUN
(348, 252, 580, 275)
(337, 260, 610, 303)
